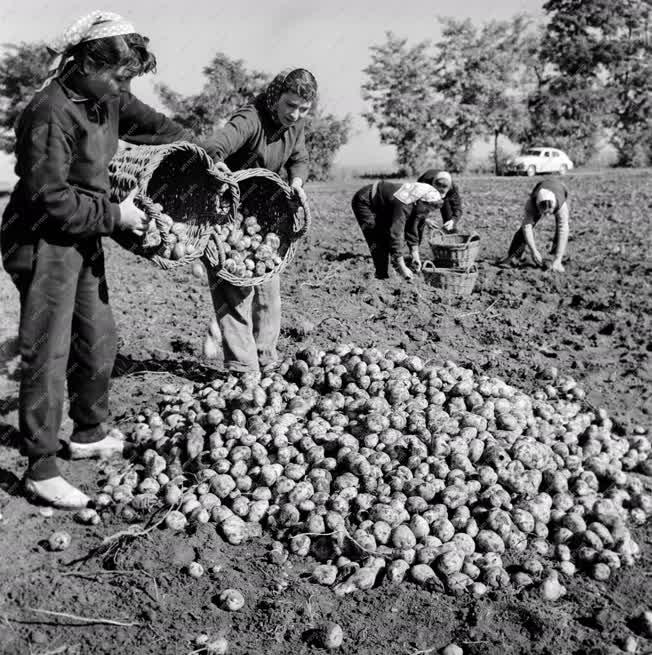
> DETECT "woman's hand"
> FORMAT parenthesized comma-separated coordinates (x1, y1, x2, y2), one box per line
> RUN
(214, 161, 231, 174)
(392, 255, 414, 281)
(442, 220, 455, 232)
(118, 188, 148, 236)
(409, 247, 422, 273)
(290, 178, 307, 201)
(551, 259, 565, 273)
(531, 248, 543, 267)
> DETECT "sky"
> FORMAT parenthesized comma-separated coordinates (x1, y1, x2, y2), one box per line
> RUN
(0, 0, 544, 170)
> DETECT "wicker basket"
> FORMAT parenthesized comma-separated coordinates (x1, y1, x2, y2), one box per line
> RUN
(203, 168, 311, 286)
(108, 142, 239, 270)
(422, 261, 478, 297)
(429, 229, 481, 268)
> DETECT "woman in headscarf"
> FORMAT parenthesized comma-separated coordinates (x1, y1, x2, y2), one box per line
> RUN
(497, 178, 570, 273)
(351, 180, 443, 280)
(417, 169, 462, 232)
(1, 11, 195, 508)
(203, 69, 317, 375)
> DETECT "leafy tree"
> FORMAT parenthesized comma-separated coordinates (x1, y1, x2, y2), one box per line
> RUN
(435, 16, 539, 174)
(304, 109, 351, 181)
(530, 0, 652, 166)
(0, 42, 50, 153)
(159, 53, 351, 180)
(527, 75, 608, 164)
(362, 20, 538, 174)
(157, 53, 270, 138)
(361, 33, 442, 174)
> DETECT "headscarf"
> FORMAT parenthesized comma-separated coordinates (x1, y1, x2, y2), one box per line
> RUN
(393, 183, 442, 205)
(263, 68, 318, 123)
(264, 69, 293, 116)
(535, 188, 557, 212)
(40, 11, 136, 90)
(418, 169, 452, 192)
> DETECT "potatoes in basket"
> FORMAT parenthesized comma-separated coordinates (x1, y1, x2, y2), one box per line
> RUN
(214, 214, 283, 278)
(145, 204, 195, 261)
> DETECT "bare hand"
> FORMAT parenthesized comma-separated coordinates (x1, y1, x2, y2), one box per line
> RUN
(214, 161, 231, 174)
(118, 188, 147, 236)
(291, 182, 307, 203)
(393, 256, 414, 281)
(443, 220, 455, 232)
(551, 259, 565, 273)
(409, 248, 422, 273)
(531, 249, 543, 267)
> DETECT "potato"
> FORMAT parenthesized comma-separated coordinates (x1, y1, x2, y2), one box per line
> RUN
(312, 564, 338, 586)
(475, 530, 505, 554)
(218, 589, 245, 611)
(165, 510, 187, 531)
(391, 524, 417, 549)
(436, 551, 464, 576)
(48, 531, 72, 551)
(446, 572, 472, 596)
(410, 564, 437, 585)
(431, 519, 455, 543)
(220, 515, 247, 545)
(386, 559, 410, 584)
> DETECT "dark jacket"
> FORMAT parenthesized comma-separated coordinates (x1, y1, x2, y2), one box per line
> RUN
(205, 95, 309, 181)
(440, 183, 462, 224)
(1, 77, 189, 254)
(416, 170, 463, 226)
(360, 181, 428, 256)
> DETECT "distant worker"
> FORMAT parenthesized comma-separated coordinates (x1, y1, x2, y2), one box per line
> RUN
(498, 179, 570, 273)
(351, 180, 443, 280)
(417, 169, 462, 232)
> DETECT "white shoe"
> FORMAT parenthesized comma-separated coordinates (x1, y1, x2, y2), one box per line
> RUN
(203, 319, 221, 359)
(24, 476, 90, 510)
(68, 434, 124, 460)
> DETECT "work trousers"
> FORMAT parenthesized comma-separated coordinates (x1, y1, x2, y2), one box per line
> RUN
(351, 186, 391, 279)
(2, 237, 117, 478)
(207, 269, 281, 374)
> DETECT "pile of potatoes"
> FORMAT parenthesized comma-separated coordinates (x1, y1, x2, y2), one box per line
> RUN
(212, 214, 283, 278)
(104, 345, 650, 597)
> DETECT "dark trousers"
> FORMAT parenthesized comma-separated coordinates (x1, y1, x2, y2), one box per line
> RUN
(352, 187, 391, 279)
(2, 237, 117, 474)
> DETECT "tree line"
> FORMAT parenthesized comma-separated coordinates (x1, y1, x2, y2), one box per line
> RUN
(363, 0, 651, 173)
(0, 0, 649, 177)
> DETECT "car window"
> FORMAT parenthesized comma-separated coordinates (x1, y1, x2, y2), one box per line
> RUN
(552, 151, 559, 157)
(544, 151, 550, 157)
(525, 149, 542, 156)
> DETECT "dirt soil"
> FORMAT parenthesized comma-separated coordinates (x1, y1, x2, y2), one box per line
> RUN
(0, 170, 650, 655)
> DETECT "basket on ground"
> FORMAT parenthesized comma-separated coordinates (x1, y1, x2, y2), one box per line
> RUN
(108, 142, 239, 270)
(429, 229, 481, 268)
(203, 168, 311, 286)
(422, 261, 478, 297)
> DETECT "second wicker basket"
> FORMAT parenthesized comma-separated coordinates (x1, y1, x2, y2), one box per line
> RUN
(203, 168, 311, 286)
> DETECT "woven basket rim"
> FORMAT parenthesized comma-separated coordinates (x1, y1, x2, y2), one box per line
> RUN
(206, 167, 310, 286)
(430, 231, 481, 251)
(109, 142, 239, 270)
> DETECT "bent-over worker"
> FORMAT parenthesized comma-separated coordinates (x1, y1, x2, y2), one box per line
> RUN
(351, 181, 443, 280)
(498, 179, 570, 273)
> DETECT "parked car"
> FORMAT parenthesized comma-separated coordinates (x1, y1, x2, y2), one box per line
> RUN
(504, 147, 574, 176)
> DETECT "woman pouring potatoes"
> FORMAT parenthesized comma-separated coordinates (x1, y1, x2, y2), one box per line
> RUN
(0, 11, 200, 509)
(202, 68, 317, 375)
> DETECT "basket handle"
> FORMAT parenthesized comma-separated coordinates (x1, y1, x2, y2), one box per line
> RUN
(422, 260, 436, 273)
(465, 232, 481, 245)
